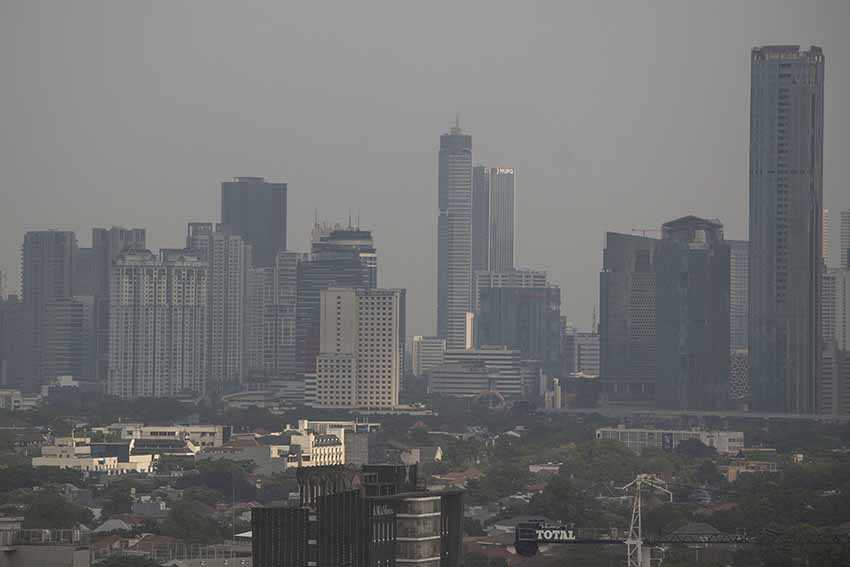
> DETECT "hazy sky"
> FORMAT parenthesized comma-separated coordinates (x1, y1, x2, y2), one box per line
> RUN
(1, 1, 849, 337)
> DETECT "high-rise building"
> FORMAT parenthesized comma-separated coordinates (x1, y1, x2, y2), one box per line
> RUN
(297, 246, 372, 377)
(599, 232, 658, 404)
(246, 251, 300, 382)
(21, 230, 77, 388)
(187, 223, 251, 391)
(437, 121, 473, 349)
(728, 240, 749, 352)
(822, 269, 837, 347)
(411, 336, 446, 377)
(315, 288, 403, 409)
(471, 166, 491, 273)
(107, 250, 208, 399)
(0, 268, 7, 299)
(841, 210, 850, 269)
(477, 284, 561, 375)
(655, 216, 730, 410)
(311, 223, 378, 288)
(575, 332, 600, 376)
(91, 227, 147, 383)
(489, 168, 515, 272)
(221, 177, 287, 268)
(0, 296, 28, 387)
(749, 45, 824, 414)
(473, 269, 548, 313)
(824, 208, 831, 267)
(43, 296, 95, 382)
(436, 346, 524, 398)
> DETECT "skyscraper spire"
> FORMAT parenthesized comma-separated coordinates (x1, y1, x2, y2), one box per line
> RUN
(451, 113, 462, 135)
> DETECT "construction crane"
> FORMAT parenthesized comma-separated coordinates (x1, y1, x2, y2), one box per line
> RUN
(514, 474, 850, 566)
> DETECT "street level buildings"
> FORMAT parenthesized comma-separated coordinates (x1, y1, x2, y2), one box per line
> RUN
(107, 250, 208, 399)
(748, 45, 824, 414)
(221, 176, 287, 268)
(437, 122, 473, 350)
(596, 427, 744, 455)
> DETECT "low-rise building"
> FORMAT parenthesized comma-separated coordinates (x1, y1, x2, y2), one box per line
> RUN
(32, 437, 155, 474)
(99, 423, 230, 448)
(595, 426, 744, 455)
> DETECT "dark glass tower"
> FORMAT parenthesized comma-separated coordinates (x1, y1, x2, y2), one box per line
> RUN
(655, 216, 730, 410)
(221, 177, 287, 268)
(749, 46, 824, 414)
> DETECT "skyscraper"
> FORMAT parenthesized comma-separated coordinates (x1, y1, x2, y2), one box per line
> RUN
(43, 296, 95, 382)
(488, 168, 515, 272)
(749, 45, 824, 414)
(437, 121, 473, 349)
(824, 208, 831, 267)
(411, 336, 446, 377)
(599, 232, 658, 404)
(471, 166, 491, 273)
(841, 210, 850, 269)
(246, 251, 300, 382)
(315, 288, 403, 409)
(311, 222, 378, 288)
(91, 227, 146, 383)
(187, 223, 251, 391)
(22, 230, 77, 388)
(108, 250, 208, 399)
(221, 177, 287, 268)
(655, 216, 730, 410)
(728, 240, 749, 352)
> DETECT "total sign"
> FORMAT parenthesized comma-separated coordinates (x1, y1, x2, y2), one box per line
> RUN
(535, 527, 576, 542)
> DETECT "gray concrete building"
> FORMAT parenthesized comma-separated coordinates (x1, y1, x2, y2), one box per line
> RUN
(471, 166, 491, 273)
(728, 240, 749, 352)
(748, 46, 824, 414)
(488, 167, 515, 272)
(437, 121, 473, 350)
(43, 296, 95, 382)
(411, 336, 446, 377)
(221, 176, 287, 268)
(655, 216, 730, 410)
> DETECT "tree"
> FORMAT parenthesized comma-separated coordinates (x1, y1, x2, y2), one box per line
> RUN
(160, 499, 224, 543)
(528, 475, 591, 526)
(674, 439, 717, 459)
(95, 556, 163, 567)
(463, 517, 486, 536)
(24, 491, 93, 529)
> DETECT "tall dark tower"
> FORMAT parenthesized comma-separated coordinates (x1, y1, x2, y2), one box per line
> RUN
(221, 177, 287, 268)
(748, 46, 824, 414)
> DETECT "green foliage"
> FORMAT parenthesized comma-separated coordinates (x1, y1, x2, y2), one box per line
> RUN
(23, 491, 93, 529)
(160, 499, 224, 543)
(0, 465, 82, 495)
(563, 440, 641, 484)
(464, 551, 508, 567)
(472, 461, 531, 503)
(528, 475, 592, 525)
(674, 439, 718, 459)
(177, 459, 257, 501)
(463, 517, 487, 536)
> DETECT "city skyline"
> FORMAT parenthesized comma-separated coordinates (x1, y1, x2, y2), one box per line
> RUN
(2, 2, 849, 339)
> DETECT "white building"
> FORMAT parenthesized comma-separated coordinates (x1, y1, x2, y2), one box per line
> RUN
(186, 223, 250, 389)
(315, 288, 402, 409)
(107, 250, 208, 399)
(433, 346, 524, 398)
(100, 423, 229, 448)
(411, 336, 446, 377)
(32, 437, 155, 474)
(595, 427, 744, 455)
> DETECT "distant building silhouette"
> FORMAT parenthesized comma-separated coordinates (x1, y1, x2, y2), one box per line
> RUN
(488, 167, 515, 272)
(748, 46, 824, 414)
(221, 177, 287, 268)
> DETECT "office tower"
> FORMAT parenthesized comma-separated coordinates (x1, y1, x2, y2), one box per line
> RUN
(437, 121, 473, 349)
(412, 336, 446, 377)
(560, 319, 577, 375)
(0, 268, 6, 299)
(107, 250, 208, 399)
(575, 332, 600, 376)
(90, 227, 146, 383)
(488, 168, 516, 272)
(471, 166, 491, 273)
(315, 288, 402, 409)
(655, 216, 730, 410)
(473, 269, 548, 313)
(599, 232, 658, 404)
(0, 296, 27, 387)
(221, 176, 287, 268)
(842, 210, 850, 269)
(42, 296, 95, 381)
(728, 240, 749, 351)
(312, 222, 378, 288)
(246, 251, 300, 382)
(297, 247, 372, 377)
(187, 223, 250, 391)
(824, 208, 831, 267)
(477, 282, 561, 375)
(749, 45, 824, 414)
(21, 230, 77, 388)
(822, 270, 837, 347)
